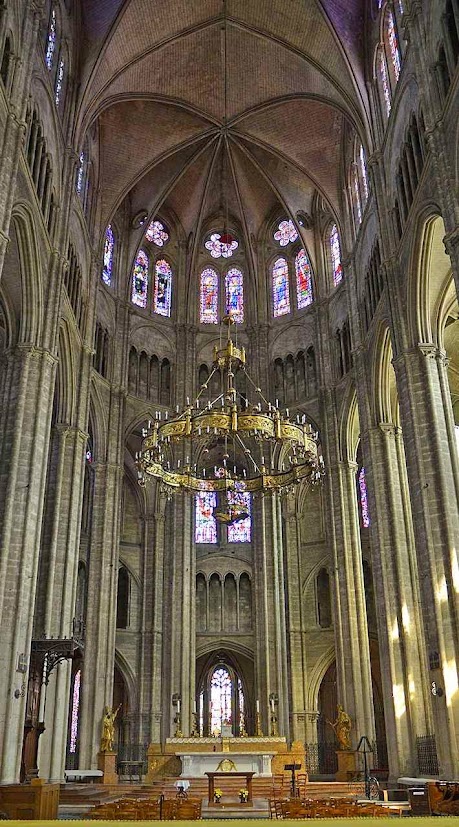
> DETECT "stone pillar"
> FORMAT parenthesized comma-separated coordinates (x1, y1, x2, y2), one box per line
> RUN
(0, 345, 56, 782)
(364, 422, 431, 777)
(143, 506, 166, 745)
(78, 450, 124, 768)
(283, 499, 308, 743)
(393, 344, 459, 776)
(322, 412, 376, 746)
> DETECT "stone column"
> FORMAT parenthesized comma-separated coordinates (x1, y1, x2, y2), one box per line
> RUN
(165, 493, 195, 736)
(0, 345, 56, 782)
(322, 401, 376, 746)
(143, 506, 166, 746)
(364, 422, 431, 777)
(283, 498, 308, 743)
(77, 450, 124, 767)
(393, 343, 459, 776)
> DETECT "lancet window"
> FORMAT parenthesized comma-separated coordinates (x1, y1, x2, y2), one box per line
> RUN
(200, 267, 244, 324)
(329, 224, 343, 286)
(102, 225, 115, 286)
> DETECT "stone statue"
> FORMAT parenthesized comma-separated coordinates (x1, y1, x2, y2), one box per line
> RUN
(327, 704, 352, 750)
(100, 704, 121, 752)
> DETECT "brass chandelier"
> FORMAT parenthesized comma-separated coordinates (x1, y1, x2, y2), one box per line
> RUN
(136, 316, 323, 507)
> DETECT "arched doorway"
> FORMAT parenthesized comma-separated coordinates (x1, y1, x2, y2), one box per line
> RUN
(317, 661, 338, 776)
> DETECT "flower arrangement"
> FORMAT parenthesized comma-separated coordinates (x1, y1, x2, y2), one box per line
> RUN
(239, 788, 249, 802)
(214, 788, 223, 803)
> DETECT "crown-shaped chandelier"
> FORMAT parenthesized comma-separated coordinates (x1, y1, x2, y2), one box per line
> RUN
(136, 316, 323, 508)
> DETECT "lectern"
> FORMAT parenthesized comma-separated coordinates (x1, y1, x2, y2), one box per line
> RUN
(285, 763, 302, 798)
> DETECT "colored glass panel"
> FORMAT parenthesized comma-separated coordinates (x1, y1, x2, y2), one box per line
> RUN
(76, 151, 85, 194)
(295, 248, 313, 309)
(353, 165, 362, 224)
(55, 58, 64, 105)
(225, 268, 244, 323)
(379, 51, 391, 116)
(330, 224, 343, 286)
(274, 219, 298, 246)
(205, 232, 238, 258)
(69, 670, 81, 753)
(359, 467, 370, 528)
(200, 268, 219, 323)
(388, 10, 401, 81)
(154, 259, 172, 317)
(145, 219, 169, 246)
(272, 257, 290, 317)
(102, 225, 114, 286)
(45, 8, 57, 70)
(132, 250, 149, 308)
(195, 491, 217, 543)
(210, 667, 232, 736)
(359, 144, 369, 201)
(228, 490, 251, 543)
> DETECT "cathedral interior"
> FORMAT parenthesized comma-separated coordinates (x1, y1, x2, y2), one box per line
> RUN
(0, 0, 459, 789)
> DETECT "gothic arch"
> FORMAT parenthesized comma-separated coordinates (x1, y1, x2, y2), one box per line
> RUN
(408, 211, 451, 346)
(306, 646, 336, 713)
(114, 649, 137, 709)
(372, 324, 398, 425)
(339, 386, 360, 462)
(10, 205, 43, 345)
(55, 321, 76, 425)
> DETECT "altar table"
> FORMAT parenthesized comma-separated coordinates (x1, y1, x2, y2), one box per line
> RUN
(206, 771, 255, 804)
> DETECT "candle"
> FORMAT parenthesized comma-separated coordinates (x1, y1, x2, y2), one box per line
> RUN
(193, 700, 197, 714)
(270, 697, 275, 712)
(256, 699, 260, 713)
(177, 699, 181, 713)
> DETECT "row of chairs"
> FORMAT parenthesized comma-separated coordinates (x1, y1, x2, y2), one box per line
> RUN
(270, 797, 387, 819)
(89, 797, 202, 820)
(271, 773, 308, 799)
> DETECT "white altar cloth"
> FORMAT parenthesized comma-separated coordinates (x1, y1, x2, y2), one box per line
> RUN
(176, 751, 276, 777)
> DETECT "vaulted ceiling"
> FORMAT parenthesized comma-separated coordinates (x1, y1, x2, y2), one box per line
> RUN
(77, 0, 369, 252)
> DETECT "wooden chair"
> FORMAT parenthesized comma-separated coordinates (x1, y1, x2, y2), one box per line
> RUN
(161, 799, 177, 820)
(272, 774, 285, 797)
(175, 799, 202, 820)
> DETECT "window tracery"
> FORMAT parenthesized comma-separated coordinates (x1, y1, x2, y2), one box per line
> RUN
(274, 219, 298, 246)
(145, 219, 169, 246)
(205, 232, 238, 258)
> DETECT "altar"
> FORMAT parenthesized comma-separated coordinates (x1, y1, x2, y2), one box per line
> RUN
(176, 751, 276, 777)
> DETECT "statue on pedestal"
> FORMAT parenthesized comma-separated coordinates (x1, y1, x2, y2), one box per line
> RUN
(100, 704, 121, 752)
(327, 704, 352, 750)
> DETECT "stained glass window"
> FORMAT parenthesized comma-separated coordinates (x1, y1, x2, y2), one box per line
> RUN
(132, 250, 149, 308)
(274, 219, 298, 246)
(55, 58, 64, 105)
(225, 268, 244, 323)
(45, 8, 57, 70)
(69, 670, 81, 754)
(353, 165, 362, 225)
(76, 151, 85, 194)
(200, 268, 219, 324)
(358, 467, 370, 528)
(329, 224, 343, 286)
(387, 10, 401, 81)
(205, 232, 238, 259)
(145, 219, 169, 246)
(379, 51, 391, 117)
(227, 490, 251, 543)
(272, 257, 290, 317)
(359, 144, 369, 201)
(154, 259, 172, 317)
(102, 225, 114, 286)
(295, 248, 313, 309)
(195, 491, 217, 543)
(210, 667, 232, 736)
